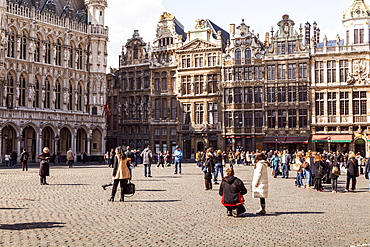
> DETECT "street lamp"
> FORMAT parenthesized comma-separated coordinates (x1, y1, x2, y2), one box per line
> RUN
(275, 136, 278, 151)
(327, 136, 331, 153)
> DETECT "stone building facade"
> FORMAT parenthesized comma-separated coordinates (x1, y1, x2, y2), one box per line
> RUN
(0, 0, 108, 161)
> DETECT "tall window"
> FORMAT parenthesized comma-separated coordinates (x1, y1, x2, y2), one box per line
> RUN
(195, 103, 204, 124)
(68, 81, 73, 110)
(207, 74, 218, 94)
(19, 74, 26, 107)
(194, 54, 203, 67)
(244, 111, 253, 127)
(194, 75, 203, 95)
(299, 109, 308, 128)
(154, 72, 160, 91)
(77, 83, 82, 111)
(288, 86, 296, 102)
(6, 73, 15, 108)
(235, 49, 241, 65)
(288, 63, 296, 79)
(45, 37, 51, 64)
(327, 60, 336, 83)
(244, 87, 253, 103)
(327, 92, 337, 116)
(288, 41, 296, 54)
(181, 76, 191, 95)
(354, 29, 364, 44)
(56, 39, 62, 66)
(277, 87, 286, 102)
(267, 87, 276, 103)
(245, 48, 251, 64)
(155, 99, 161, 120)
(77, 44, 83, 70)
(55, 80, 61, 109)
(288, 109, 296, 128)
(161, 71, 167, 92)
(224, 88, 232, 104)
(298, 63, 307, 79)
(224, 112, 233, 127)
(255, 66, 263, 80)
(267, 110, 276, 128)
(278, 64, 286, 79)
(20, 31, 27, 60)
(208, 103, 218, 124)
(298, 86, 307, 101)
(162, 98, 168, 119)
(44, 78, 51, 108)
(234, 87, 242, 104)
(7, 28, 16, 58)
(315, 61, 324, 83)
(244, 67, 252, 81)
(207, 53, 217, 66)
(353, 91, 367, 115)
(34, 76, 40, 108)
(69, 43, 74, 68)
(224, 68, 232, 81)
(234, 111, 242, 127)
(254, 86, 263, 103)
(315, 93, 324, 116)
(255, 111, 263, 128)
(34, 35, 41, 62)
(182, 55, 191, 68)
(340, 92, 349, 115)
(234, 67, 242, 81)
(133, 46, 139, 59)
(278, 110, 286, 128)
(183, 103, 191, 124)
(277, 42, 286, 54)
(267, 65, 275, 80)
(339, 60, 348, 82)
(171, 98, 177, 120)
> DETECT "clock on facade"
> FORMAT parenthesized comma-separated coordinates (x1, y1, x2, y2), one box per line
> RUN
(255, 53, 262, 59)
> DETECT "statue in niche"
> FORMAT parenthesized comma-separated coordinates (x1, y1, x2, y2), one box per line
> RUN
(63, 92, 69, 104)
(41, 89, 45, 102)
(29, 86, 35, 101)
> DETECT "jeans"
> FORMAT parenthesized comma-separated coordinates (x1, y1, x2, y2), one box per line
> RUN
(273, 165, 279, 177)
(296, 172, 303, 186)
(22, 161, 28, 171)
(174, 160, 182, 174)
(304, 169, 311, 185)
(213, 163, 224, 183)
(368, 171, 370, 191)
(11, 160, 17, 166)
(346, 175, 357, 190)
(282, 164, 289, 178)
(331, 178, 338, 191)
(144, 164, 151, 177)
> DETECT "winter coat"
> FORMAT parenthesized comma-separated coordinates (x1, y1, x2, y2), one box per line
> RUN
(252, 160, 269, 198)
(345, 157, 359, 177)
(66, 150, 74, 161)
(219, 176, 247, 205)
(270, 155, 279, 167)
(112, 155, 131, 180)
(365, 159, 370, 175)
(329, 161, 340, 179)
(20, 151, 29, 161)
(204, 156, 215, 179)
(141, 148, 153, 165)
(37, 152, 50, 176)
(314, 160, 325, 178)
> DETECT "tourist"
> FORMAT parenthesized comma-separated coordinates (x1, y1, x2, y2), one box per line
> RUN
(173, 146, 183, 174)
(329, 155, 340, 193)
(141, 145, 153, 177)
(156, 150, 164, 168)
(252, 152, 269, 215)
(213, 149, 224, 184)
(20, 148, 29, 171)
(66, 147, 75, 168)
(108, 146, 131, 202)
(203, 152, 215, 190)
(313, 153, 325, 192)
(219, 167, 247, 217)
(270, 151, 279, 178)
(365, 157, 370, 193)
(344, 152, 359, 192)
(37, 147, 51, 185)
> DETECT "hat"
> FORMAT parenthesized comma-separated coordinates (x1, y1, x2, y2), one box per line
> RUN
(175, 146, 179, 149)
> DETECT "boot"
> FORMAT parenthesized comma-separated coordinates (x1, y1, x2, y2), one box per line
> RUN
(305, 183, 312, 189)
(102, 183, 112, 190)
(256, 204, 266, 215)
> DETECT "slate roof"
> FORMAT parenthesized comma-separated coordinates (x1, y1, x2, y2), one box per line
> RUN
(316, 39, 344, 48)
(7, 0, 87, 23)
(174, 18, 187, 42)
(207, 19, 230, 45)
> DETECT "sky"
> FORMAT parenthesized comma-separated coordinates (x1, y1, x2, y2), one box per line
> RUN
(105, 0, 353, 70)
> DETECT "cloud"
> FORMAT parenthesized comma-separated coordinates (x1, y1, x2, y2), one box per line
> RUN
(105, 0, 165, 70)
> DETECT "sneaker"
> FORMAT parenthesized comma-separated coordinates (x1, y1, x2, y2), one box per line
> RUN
(331, 190, 336, 193)
(343, 189, 348, 192)
(227, 211, 233, 216)
(232, 209, 238, 217)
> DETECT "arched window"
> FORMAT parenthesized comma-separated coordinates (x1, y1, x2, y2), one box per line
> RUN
(6, 73, 15, 108)
(245, 48, 251, 64)
(235, 49, 241, 65)
(20, 30, 27, 60)
(68, 81, 73, 110)
(34, 76, 40, 108)
(19, 74, 26, 107)
(56, 39, 62, 66)
(55, 79, 61, 109)
(77, 44, 83, 70)
(133, 46, 139, 59)
(7, 28, 16, 58)
(44, 77, 51, 108)
(34, 34, 41, 62)
(77, 83, 82, 111)
(69, 43, 74, 68)
(45, 37, 52, 64)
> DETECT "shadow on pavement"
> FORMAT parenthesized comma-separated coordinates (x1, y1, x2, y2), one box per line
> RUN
(0, 208, 26, 210)
(0, 222, 65, 230)
(128, 199, 181, 203)
(136, 189, 167, 192)
(51, 184, 90, 186)
(274, 211, 325, 215)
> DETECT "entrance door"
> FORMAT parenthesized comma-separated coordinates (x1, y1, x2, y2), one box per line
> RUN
(355, 139, 366, 157)
(197, 142, 204, 152)
(184, 140, 191, 159)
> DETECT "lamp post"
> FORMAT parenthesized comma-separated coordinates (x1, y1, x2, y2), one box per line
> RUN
(327, 136, 331, 153)
(275, 136, 278, 151)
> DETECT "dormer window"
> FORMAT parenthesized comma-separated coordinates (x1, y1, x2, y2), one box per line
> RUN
(133, 46, 139, 59)
(354, 28, 364, 44)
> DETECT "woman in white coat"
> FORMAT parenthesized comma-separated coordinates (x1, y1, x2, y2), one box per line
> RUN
(252, 152, 269, 214)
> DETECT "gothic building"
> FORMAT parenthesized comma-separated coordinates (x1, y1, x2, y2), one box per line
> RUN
(0, 0, 108, 161)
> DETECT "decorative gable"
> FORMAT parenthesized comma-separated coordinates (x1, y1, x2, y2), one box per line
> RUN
(177, 39, 218, 53)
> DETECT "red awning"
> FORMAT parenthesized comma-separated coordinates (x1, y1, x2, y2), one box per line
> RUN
(285, 137, 309, 144)
(312, 135, 352, 143)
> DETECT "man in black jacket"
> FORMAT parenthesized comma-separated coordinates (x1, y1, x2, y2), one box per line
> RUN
(219, 168, 247, 217)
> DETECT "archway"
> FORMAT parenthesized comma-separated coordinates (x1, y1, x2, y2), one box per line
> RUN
(197, 141, 204, 152)
(76, 128, 87, 154)
(355, 138, 366, 157)
(41, 127, 55, 154)
(2, 125, 16, 155)
(60, 127, 72, 154)
(21, 126, 36, 161)
(91, 129, 102, 155)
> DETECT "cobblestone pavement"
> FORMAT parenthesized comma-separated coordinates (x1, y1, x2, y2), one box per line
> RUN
(0, 162, 369, 247)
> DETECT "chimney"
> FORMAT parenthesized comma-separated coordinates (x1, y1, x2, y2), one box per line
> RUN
(305, 22, 311, 46)
(316, 28, 320, 44)
(229, 24, 235, 35)
(313, 21, 317, 46)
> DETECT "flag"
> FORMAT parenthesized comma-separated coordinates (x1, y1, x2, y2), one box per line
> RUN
(104, 100, 111, 117)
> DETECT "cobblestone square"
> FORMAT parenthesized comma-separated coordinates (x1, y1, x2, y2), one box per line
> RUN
(1, 163, 369, 246)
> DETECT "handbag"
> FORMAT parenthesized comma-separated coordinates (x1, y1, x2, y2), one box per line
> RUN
(292, 163, 301, 171)
(331, 166, 340, 176)
(124, 181, 135, 195)
(301, 161, 309, 169)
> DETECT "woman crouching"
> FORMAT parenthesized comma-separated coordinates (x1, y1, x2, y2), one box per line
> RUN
(108, 146, 131, 202)
(219, 168, 247, 217)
